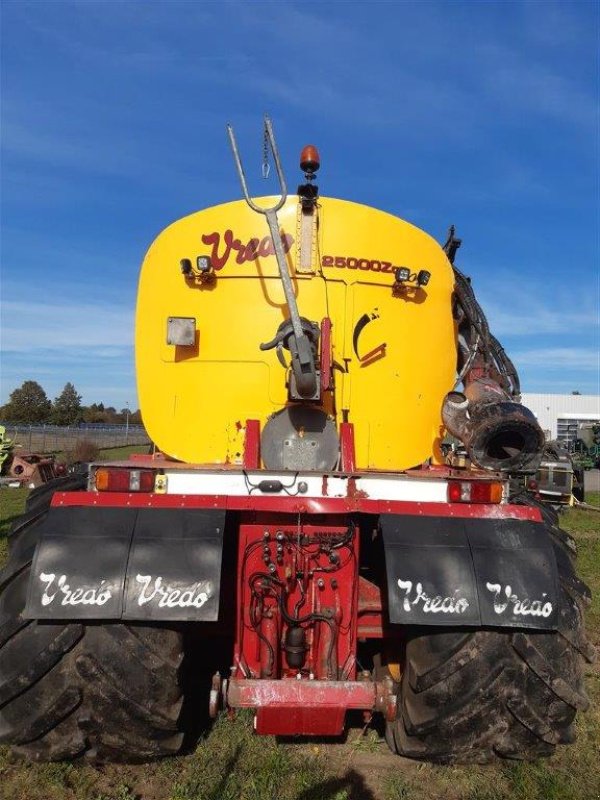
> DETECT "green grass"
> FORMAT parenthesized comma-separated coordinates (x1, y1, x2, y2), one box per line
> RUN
(0, 487, 28, 533)
(96, 444, 149, 461)
(565, 491, 600, 636)
(0, 489, 598, 800)
(0, 487, 28, 566)
(53, 443, 149, 463)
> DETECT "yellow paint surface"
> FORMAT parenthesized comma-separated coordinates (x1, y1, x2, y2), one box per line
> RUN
(136, 196, 456, 469)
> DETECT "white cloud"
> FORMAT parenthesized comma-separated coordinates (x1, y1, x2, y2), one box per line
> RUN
(512, 347, 599, 370)
(1, 300, 133, 352)
(477, 48, 597, 131)
(473, 275, 599, 338)
(482, 303, 598, 337)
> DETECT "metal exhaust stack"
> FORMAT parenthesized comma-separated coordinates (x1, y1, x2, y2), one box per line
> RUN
(442, 378, 545, 473)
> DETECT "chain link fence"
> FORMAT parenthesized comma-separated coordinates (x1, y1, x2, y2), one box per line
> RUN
(0, 424, 150, 454)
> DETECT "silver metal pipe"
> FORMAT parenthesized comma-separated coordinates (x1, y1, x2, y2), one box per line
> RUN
(226, 116, 287, 214)
(226, 116, 317, 398)
(265, 209, 304, 343)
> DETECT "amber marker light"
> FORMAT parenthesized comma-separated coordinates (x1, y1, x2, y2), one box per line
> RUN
(300, 145, 320, 175)
(94, 467, 111, 491)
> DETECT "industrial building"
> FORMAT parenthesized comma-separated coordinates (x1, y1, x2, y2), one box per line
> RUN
(521, 393, 600, 444)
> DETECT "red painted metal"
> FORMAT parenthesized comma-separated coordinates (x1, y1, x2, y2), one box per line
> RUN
(259, 606, 279, 678)
(234, 521, 359, 683)
(52, 491, 542, 522)
(52, 470, 546, 738)
(243, 419, 261, 469)
(339, 423, 356, 473)
(357, 576, 384, 638)
(228, 678, 389, 736)
(320, 317, 332, 393)
(255, 706, 345, 736)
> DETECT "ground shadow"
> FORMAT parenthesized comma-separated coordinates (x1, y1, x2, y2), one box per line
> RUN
(0, 513, 24, 536)
(296, 768, 376, 800)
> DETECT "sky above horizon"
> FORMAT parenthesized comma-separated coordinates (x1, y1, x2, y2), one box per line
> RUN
(1, 0, 599, 410)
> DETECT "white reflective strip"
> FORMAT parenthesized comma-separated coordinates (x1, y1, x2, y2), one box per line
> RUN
(162, 470, 451, 502)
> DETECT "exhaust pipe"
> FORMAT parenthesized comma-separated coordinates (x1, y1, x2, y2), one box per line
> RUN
(442, 379, 544, 472)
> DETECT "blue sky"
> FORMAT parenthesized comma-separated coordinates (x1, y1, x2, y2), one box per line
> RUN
(1, 0, 598, 409)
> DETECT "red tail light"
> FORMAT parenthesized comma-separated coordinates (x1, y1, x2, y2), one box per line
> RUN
(448, 480, 503, 504)
(95, 468, 155, 492)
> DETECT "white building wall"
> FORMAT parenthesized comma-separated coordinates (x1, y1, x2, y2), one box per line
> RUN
(521, 393, 600, 440)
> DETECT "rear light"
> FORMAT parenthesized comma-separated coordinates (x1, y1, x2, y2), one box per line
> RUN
(94, 468, 156, 492)
(527, 478, 538, 491)
(448, 480, 503, 504)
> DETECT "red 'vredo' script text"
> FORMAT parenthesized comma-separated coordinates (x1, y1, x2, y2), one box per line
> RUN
(201, 229, 294, 271)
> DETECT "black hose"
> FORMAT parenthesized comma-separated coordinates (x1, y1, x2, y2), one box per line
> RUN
(250, 572, 338, 677)
(452, 266, 523, 397)
(454, 268, 491, 349)
(490, 334, 520, 397)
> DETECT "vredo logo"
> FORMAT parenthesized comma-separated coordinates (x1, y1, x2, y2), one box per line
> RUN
(397, 578, 470, 615)
(352, 310, 387, 368)
(485, 583, 553, 618)
(39, 573, 112, 607)
(37, 573, 213, 611)
(135, 575, 212, 609)
(201, 228, 294, 271)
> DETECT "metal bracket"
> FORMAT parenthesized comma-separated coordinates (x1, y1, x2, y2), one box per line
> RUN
(226, 116, 318, 399)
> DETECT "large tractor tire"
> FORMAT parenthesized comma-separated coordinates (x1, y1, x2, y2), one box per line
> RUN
(0, 478, 186, 762)
(387, 522, 595, 763)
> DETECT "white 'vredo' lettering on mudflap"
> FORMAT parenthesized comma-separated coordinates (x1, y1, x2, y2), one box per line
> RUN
(397, 579, 470, 614)
(39, 573, 112, 606)
(485, 583, 553, 618)
(135, 575, 212, 609)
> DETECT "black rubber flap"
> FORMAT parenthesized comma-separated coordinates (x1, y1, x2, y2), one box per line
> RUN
(26, 507, 136, 619)
(25, 506, 225, 622)
(381, 515, 558, 630)
(469, 519, 558, 628)
(123, 508, 224, 621)
(381, 516, 480, 626)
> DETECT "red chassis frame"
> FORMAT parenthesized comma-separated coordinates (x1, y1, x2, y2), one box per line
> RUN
(52, 489, 541, 736)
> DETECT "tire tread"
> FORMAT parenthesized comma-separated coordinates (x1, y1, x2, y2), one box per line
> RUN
(0, 487, 187, 762)
(388, 510, 594, 763)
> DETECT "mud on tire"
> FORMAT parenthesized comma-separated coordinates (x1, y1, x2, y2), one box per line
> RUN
(387, 522, 595, 763)
(0, 478, 186, 762)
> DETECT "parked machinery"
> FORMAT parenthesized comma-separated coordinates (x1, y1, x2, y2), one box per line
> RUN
(572, 422, 600, 470)
(0, 426, 60, 488)
(0, 118, 593, 764)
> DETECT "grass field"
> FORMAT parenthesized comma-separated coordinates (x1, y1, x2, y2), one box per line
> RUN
(0, 491, 598, 800)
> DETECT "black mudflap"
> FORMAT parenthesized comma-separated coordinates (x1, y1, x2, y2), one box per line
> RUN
(25, 506, 225, 621)
(381, 515, 558, 630)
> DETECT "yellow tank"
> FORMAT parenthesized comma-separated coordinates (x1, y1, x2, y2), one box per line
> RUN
(136, 196, 456, 470)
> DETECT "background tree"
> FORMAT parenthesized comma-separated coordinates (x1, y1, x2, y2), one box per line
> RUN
(103, 406, 119, 424)
(51, 382, 83, 426)
(82, 402, 106, 423)
(0, 381, 52, 423)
